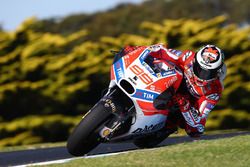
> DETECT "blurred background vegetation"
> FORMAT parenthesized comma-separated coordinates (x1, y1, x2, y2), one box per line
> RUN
(0, 0, 249, 147)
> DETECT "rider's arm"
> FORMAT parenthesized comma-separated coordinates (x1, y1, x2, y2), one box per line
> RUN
(175, 92, 221, 137)
(149, 44, 195, 70)
(120, 44, 190, 68)
(197, 94, 221, 120)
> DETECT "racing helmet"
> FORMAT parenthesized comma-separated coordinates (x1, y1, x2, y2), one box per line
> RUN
(193, 45, 224, 81)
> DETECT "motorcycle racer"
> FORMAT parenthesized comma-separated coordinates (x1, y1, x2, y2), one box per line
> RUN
(119, 44, 227, 137)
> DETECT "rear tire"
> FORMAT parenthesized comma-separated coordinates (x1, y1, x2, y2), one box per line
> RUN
(133, 134, 167, 148)
(133, 129, 176, 148)
(67, 103, 112, 156)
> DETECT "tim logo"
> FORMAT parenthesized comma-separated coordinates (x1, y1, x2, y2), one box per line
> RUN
(143, 92, 154, 100)
(135, 91, 143, 97)
(116, 60, 123, 69)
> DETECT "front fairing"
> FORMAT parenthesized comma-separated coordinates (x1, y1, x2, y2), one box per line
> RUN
(111, 47, 183, 114)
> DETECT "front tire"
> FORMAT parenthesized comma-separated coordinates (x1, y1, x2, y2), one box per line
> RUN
(67, 103, 112, 156)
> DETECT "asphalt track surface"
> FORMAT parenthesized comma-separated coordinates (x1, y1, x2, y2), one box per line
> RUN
(0, 131, 249, 166)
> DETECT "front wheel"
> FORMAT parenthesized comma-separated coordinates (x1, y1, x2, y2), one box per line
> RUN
(67, 103, 112, 156)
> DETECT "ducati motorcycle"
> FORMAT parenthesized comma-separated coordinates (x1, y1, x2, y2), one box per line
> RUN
(67, 46, 183, 156)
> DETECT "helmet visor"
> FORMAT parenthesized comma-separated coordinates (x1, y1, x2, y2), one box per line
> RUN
(193, 59, 217, 80)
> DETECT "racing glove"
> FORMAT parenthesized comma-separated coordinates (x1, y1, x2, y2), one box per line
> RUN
(174, 95, 205, 135)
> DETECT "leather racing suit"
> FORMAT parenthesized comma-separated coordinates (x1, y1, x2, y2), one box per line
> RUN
(119, 44, 226, 137)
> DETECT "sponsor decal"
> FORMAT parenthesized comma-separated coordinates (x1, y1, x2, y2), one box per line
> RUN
(114, 59, 124, 81)
(170, 49, 182, 57)
(132, 89, 159, 101)
(162, 69, 176, 77)
(139, 49, 151, 62)
(183, 51, 192, 61)
(203, 108, 210, 118)
(132, 122, 164, 134)
(190, 107, 200, 123)
(104, 99, 117, 112)
(165, 76, 178, 88)
(175, 50, 183, 56)
(202, 47, 219, 63)
(143, 92, 154, 100)
(142, 62, 155, 74)
(116, 67, 123, 78)
(128, 77, 137, 85)
(197, 124, 204, 133)
(207, 93, 219, 101)
(135, 91, 143, 97)
(201, 103, 214, 118)
(156, 73, 162, 78)
(182, 112, 195, 126)
(200, 60, 212, 67)
(126, 46, 145, 58)
(205, 103, 214, 110)
(124, 55, 131, 66)
(150, 85, 156, 91)
(133, 76, 138, 81)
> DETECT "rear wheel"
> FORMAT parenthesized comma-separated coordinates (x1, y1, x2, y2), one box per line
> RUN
(133, 129, 176, 148)
(133, 135, 167, 148)
(67, 103, 112, 156)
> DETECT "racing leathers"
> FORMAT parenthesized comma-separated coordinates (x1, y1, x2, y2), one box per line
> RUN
(120, 44, 226, 137)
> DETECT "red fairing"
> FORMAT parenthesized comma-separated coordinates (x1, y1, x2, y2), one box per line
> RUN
(115, 45, 183, 117)
(137, 100, 168, 116)
(110, 46, 146, 80)
(110, 65, 115, 80)
(123, 46, 147, 68)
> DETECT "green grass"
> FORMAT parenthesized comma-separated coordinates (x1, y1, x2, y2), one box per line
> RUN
(0, 142, 65, 152)
(0, 129, 243, 152)
(48, 134, 250, 167)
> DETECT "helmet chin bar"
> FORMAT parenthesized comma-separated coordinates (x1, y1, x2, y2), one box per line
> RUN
(191, 69, 217, 86)
(193, 58, 219, 81)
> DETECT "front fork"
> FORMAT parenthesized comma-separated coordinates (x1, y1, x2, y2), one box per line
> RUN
(99, 105, 135, 140)
(98, 86, 135, 140)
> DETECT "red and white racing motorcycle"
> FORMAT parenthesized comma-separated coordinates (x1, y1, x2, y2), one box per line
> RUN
(67, 46, 183, 156)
